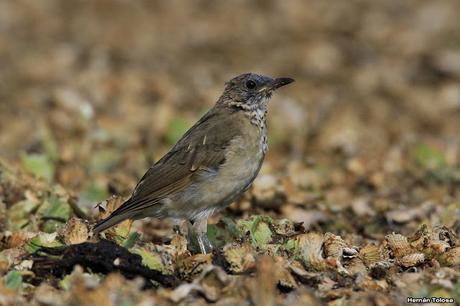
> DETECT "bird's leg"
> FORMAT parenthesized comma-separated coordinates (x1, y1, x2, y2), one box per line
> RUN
(190, 218, 213, 254)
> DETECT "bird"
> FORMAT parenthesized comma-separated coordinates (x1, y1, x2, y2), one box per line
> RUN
(93, 73, 294, 253)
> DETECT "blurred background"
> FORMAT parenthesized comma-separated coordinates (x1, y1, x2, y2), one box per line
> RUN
(1, 0, 460, 237)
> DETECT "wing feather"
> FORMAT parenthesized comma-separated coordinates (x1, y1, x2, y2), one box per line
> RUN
(93, 107, 242, 232)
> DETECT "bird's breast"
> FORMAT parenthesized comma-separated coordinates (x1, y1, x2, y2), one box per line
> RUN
(222, 132, 266, 184)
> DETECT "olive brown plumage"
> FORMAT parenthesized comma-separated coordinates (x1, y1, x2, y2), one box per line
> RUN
(93, 73, 294, 253)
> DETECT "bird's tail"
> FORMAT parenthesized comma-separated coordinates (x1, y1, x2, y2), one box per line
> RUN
(93, 198, 134, 234)
(92, 213, 129, 234)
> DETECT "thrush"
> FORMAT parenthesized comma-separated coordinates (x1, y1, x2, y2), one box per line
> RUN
(93, 73, 294, 253)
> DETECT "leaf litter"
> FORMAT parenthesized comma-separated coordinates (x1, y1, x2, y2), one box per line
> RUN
(1, 1, 460, 305)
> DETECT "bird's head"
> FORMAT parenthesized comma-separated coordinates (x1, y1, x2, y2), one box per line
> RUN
(218, 73, 294, 110)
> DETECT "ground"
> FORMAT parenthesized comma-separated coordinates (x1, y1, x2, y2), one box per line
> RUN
(0, 1, 460, 305)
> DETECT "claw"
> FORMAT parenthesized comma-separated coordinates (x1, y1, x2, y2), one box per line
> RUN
(188, 218, 213, 254)
(197, 233, 213, 254)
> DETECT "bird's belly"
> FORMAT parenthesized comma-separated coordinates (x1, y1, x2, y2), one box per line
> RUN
(167, 137, 265, 220)
(206, 148, 264, 203)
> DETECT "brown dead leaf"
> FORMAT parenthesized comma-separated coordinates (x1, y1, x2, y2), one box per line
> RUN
(61, 217, 89, 245)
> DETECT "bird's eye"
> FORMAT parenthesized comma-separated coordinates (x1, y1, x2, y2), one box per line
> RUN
(246, 80, 256, 89)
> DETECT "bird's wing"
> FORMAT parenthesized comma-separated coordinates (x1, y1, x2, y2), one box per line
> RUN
(99, 107, 241, 220)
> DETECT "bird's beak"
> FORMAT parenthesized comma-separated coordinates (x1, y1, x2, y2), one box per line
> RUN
(267, 77, 295, 91)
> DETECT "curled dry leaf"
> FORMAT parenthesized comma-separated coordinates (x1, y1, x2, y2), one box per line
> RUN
(273, 218, 296, 236)
(94, 196, 133, 240)
(223, 243, 257, 273)
(273, 256, 298, 289)
(5, 231, 36, 249)
(345, 257, 367, 276)
(438, 247, 460, 266)
(297, 232, 326, 271)
(399, 253, 425, 268)
(199, 266, 232, 302)
(385, 233, 413, 258)
(60, 217, 89, 245)
(176, 253, 212, 280)
(169, 234, 189, 257)
(95, 196, 125, 220)
(409, 224, 455, 258)
(323, 232, 347, 258)
(359, 243, 383, 266)
(287, 260, 322, 284)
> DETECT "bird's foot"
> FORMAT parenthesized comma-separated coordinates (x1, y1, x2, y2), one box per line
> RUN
(188, 218, 214, 254)
(196, 233, 213, 254)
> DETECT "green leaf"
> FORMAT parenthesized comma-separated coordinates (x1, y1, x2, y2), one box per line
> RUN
(59, 274, 72, 291)
(25, 233, 63, 253)
(20, 153, 55, 181)
(123, 232, 140, 249)
(284, 238, 300, 255)
(165, 118, 191, 145)
(112, 222, 132, 246)
(251, 219, 272, 248)
(40, 195, 71, 219)
(7, 196, 41, 231)
(4, 270, 22, 289)
(450, 282, 460, 301)
(89, 149, 122, 173)
(237, 216, 273, 248)
(131, 247, 164, 271)
(414, 144, 446, 170)
(207, 224, 232, 248)
(223, 245, 255, 273)
(40, 128, 59, 161)
(80, 182, 109, 203)
(38, 194, 71, 233)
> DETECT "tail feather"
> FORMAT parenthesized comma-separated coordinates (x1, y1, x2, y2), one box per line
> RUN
(93, 212, 130, 234)
(93, 198, 136, 234)
(93, 196, 158, 234)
